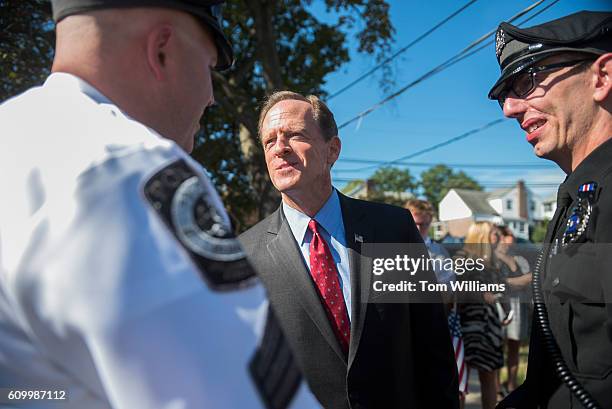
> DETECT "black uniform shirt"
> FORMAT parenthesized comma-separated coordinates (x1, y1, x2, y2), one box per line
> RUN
(539, 137, 612, 407)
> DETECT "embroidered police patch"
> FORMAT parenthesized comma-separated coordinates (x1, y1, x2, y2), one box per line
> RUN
(144, 159, 256, 290)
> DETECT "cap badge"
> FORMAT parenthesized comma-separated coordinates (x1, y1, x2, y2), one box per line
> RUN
(495, 28, 505, 59)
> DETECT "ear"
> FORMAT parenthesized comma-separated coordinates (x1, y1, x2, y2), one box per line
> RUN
(592, 53, 612, 103)
(327, 135, 341, 166)
(146, 24, 174, 81)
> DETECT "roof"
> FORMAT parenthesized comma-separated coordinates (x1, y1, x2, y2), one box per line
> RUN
(452, 189, 500, 216)
(542, 193, 557, 203)
(342, 181, 366, 197)
(487, 186, 514, 199)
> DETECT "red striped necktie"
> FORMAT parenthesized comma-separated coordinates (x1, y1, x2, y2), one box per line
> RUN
(307, 219, 350, 354)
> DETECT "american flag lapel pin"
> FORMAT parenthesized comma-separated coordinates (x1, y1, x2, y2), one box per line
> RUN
(354, 234, 363, 243)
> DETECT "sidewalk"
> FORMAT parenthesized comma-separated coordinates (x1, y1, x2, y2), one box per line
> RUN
(465, 369, 482, 409)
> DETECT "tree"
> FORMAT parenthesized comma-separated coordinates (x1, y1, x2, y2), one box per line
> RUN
(1, 1, 396, 230)
(340, 179, 366, 195)
(368, 166, 416, 206)
(196, 1, 395, 227)
(419, 164, 482, 212)
(530, 219, 549, 243)
(0, 0, 54, 101)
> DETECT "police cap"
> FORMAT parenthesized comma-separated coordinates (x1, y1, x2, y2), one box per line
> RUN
(51, 0, 234, 70)
(488, 10, 612, 101)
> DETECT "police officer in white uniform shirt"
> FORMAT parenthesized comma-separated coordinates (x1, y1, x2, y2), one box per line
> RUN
(0, 1, 319, 408)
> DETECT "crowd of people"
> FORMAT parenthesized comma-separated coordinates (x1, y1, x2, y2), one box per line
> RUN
(407, 200, 532, 409)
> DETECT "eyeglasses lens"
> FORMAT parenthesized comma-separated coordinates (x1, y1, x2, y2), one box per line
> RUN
(512, 71, 534, 97)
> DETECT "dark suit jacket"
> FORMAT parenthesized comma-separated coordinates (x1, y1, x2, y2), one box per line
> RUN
(240, 193, 459, 409)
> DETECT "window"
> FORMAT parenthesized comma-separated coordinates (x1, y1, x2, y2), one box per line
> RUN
(544, 203, 553, 212)
(530, 201, 535, 212)
(506, 199, 513, 210)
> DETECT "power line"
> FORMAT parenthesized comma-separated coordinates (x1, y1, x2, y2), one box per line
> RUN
(331, 1, 563, 177)
(427, 0, 562, 73)
(332, 177, 561, 188)
(337, 0, 549, 130)
(336, 158, 555, 169)
(335, 118, 506, 173)
(326, 0, 478, 101)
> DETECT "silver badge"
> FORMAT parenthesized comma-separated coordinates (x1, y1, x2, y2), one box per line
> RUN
(171, 176, 245, 262)
(495, 28, 505, 59)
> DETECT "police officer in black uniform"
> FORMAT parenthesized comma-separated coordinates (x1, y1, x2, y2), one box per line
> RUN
(488, 10, 612, 409)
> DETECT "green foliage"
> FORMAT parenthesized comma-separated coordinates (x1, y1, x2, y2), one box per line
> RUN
(1, 0, 396, 229)
(370, 166, 416, 193)
(340, 179, 366, 195)
(419, 164, 482, 212)
(193, 0, 396, 226)
(530, 219, 549, 243)
(0, 0, 54, 103)
(368, 166, 415, 206)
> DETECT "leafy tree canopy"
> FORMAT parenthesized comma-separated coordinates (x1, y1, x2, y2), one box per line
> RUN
(368, 166, 416, 206)
(419, 164, 482, 212)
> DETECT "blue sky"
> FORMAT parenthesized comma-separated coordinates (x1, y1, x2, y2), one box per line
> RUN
(314, 0, 611, 200)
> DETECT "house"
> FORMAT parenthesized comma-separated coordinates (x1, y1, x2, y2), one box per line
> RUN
(435, 181, 541, 240)
(540, 193, 557, 221)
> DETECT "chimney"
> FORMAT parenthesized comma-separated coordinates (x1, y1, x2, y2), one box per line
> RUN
(517, 180, 528, 219)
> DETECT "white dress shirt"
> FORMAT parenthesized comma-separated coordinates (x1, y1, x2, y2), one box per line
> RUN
(282, 189, 352, 321)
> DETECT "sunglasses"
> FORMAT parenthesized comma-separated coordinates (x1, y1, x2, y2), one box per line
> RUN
(497, 58, 593, 109)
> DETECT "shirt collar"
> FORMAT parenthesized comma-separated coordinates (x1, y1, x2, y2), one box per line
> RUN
(561, 137, 612, 202)
(282, 189, 343, 244)
(45, 72, 113, 105)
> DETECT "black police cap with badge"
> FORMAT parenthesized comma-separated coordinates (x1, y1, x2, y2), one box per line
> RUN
(488, 10, 612, 105)
(51, 0, 235, 70)
(488, 11, 612, 249)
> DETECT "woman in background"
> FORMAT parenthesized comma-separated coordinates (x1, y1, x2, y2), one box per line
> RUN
(455, 221, 505, 409)
(495, 226, 531, 394)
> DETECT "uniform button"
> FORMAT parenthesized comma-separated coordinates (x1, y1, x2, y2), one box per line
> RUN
(552, 277, 560, 287)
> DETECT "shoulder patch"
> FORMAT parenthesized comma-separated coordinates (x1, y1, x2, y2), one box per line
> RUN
(144, 159, 256, 291)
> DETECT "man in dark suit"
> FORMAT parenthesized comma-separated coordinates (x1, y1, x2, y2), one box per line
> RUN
(240, 91, 458, 409)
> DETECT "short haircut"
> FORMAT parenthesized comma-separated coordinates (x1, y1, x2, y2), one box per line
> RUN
(405, 199, 434, 218)
(258, 90, 338, 142)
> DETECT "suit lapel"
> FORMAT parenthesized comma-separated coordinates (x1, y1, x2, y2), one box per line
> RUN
(338, 193, 374, 368)
(266, 207, 347, 362)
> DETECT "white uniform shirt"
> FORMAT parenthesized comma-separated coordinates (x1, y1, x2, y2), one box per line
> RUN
(0, 73, 318, 409)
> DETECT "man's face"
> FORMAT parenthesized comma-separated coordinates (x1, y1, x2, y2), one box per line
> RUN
(501, 55, 594, 168)
(169, 16, 217, 152)
(260, 100, 340, 196)
(410, 211, 432, 239)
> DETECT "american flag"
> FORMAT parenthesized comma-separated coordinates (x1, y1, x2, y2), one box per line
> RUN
(448, 309, 468, 393)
